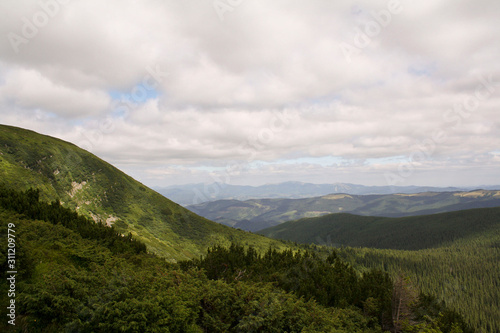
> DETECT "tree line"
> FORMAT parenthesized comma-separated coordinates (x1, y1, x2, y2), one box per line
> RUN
(0, 186, 473, 332)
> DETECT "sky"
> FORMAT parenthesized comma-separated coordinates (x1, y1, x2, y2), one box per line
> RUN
(0, 0, 499, 188)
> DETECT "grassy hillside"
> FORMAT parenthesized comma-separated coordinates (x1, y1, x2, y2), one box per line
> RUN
(0, 187, 471, 332)
(0, 191, 373, 332)
(0, 125, 287, 260)
(188, 191, 500, 231)
(259, 207, 500, 250)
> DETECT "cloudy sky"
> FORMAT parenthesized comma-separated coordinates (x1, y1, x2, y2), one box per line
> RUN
(0, 0, 499, 188)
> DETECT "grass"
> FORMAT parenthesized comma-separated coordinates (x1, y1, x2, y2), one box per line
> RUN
(0, 124, 288, 260)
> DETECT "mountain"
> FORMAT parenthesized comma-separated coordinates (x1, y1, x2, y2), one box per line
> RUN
(260, 207, 500, 332)
(259, 206, 500, 250)
(0, 124, 487, 332)
(187, 191, 500, 231)
(0, 125, 286, 260)
(154, 181, 475, 206)
(336, 235, 500, 333)
(0, 187, 389, 332)
(0, 186, 472, 333)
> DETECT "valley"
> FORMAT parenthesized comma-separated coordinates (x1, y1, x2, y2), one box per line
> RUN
(2, 1, 498, 331)
(188, 190, 500, 231)
(258, 208, 500, 332)
(1, 124, 498, 332)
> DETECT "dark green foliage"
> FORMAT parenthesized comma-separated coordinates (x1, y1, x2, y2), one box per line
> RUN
(181, 243, 471, 332)
(0, 185, 147, 255)
(266, 207, 499, 332)
(0, 126, 482, 332)
(358, 269, 393, 326)
(411, 294, 472, 333)
(196, 281, 366, 332)
(336, 237, 499, 333)
(260, 208, 500, 250)
(0, 214, 365, 332)
(0, 187, 378, 332)
(0, 187, 470, 332)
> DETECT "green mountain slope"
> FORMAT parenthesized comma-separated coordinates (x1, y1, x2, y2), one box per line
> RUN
(259, 207, 500, 250)
(0, 190, 378, 332)
(0, 187, 471, 332)
(0, 125, 286, 260)
(260, 208, 500, 332)
(189, 191, 500, 231)
(336, 229, 500, 333)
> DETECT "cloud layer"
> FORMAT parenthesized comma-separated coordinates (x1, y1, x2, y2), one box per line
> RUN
(1, 0, 499, 187)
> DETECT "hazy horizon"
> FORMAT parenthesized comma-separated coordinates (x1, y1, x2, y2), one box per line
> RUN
(151, 179, 500, 189)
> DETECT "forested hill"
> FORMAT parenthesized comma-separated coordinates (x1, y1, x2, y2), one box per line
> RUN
(336, 220, 500, 333)
(0, 125, 287, 260)
(259, 207, 500, 250)
(260, 208, 500, 331)
(0, 186, 471, 332)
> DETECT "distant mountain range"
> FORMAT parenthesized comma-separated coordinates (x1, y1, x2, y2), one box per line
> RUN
(155, 181, 500, 206)
(187, 190, 500, 231)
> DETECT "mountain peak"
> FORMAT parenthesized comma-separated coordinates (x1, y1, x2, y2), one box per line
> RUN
(0, 124, 286, 260)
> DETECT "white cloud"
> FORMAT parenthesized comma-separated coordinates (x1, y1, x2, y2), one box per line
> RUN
(0, 0, 499, 187)
(0, 68, 111, 117)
